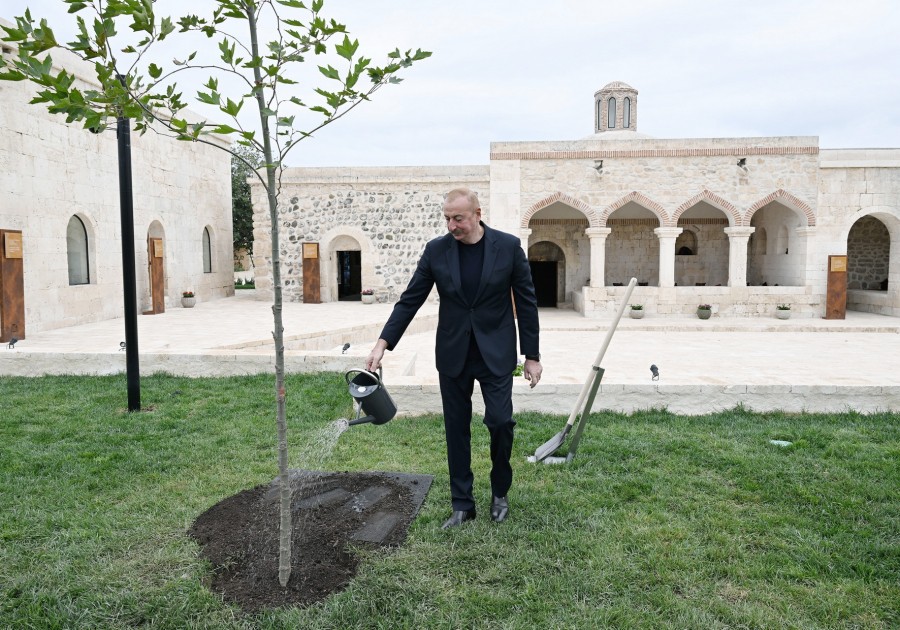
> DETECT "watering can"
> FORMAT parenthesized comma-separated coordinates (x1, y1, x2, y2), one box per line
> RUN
(345, 368, 397, 426)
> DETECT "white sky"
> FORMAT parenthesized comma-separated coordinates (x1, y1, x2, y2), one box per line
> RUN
(5, 0, 900, 166)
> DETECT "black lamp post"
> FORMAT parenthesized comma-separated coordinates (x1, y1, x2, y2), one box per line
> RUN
(115, 74, 141, 412)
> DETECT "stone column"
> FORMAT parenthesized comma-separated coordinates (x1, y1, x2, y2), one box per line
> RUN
(724, 226, 755, 287)
(653, 227, 682, 288)
(585, 227, 612, 287)
(519, 228, 532, 253)
(794, 226, 816, 286)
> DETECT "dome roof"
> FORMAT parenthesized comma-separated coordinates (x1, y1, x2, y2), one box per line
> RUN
(599, 81, 635, 92)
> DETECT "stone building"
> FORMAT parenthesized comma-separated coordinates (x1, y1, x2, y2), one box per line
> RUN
(0, 27, 234, 336)
(253, 81, 900, 318)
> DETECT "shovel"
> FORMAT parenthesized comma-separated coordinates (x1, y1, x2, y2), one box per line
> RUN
(533, 277, 637, 461)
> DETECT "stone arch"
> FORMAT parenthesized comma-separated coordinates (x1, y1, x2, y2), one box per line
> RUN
(837, 206, 900, 242)
(142, 220, 167, 310)
(319, 225, 377, 303)
(675, 225, 699, 255)
(746, 189, 816, 226)
(598, 191, 668, 226)
(839, 206, 900, 312)
(672, 189, 740, 226)
(521, 192, 599, 228)
(202, 224, 216, 273)
(528, 240, 567, 306)
(68, 211, 99, 285)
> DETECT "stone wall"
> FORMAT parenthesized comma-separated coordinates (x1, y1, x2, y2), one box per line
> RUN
(250, 142, 900, 318)
(847, 216, 890, 289)
(492, 136, 821, 233)
(817, 151, 900, 316)
(252, 167, 490, 302)
(0, 39, 233, 333)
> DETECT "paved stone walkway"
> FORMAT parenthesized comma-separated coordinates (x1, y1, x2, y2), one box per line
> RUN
(2, 290, 898, 414)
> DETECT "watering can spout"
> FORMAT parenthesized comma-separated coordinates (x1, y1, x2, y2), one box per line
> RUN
(348, 414, 379, 426)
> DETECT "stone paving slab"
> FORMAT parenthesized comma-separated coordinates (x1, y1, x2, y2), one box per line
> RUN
(2, 292, 899, 414)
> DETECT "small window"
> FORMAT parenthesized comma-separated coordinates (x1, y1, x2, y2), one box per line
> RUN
(624, 97, 631, 128)
(596, 99, 602, 131)
(607, 97, 616, 128)
(66, 215, 90, 285)
(202, 227, 212, 273)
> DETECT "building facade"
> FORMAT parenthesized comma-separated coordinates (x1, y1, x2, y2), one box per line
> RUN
(0, 29, 234, 335)
(253, 82, 900, 318)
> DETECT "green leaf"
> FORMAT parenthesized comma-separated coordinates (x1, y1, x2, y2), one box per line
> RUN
(159, 16, 175, 39)
(334, 35, 358, 61)
(318, 64, 339, 80)
(222, 98, 243, 117)
(148, 63, 162, 79)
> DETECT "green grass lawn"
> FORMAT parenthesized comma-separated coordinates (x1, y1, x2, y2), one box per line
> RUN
(1, 373, 897, 629)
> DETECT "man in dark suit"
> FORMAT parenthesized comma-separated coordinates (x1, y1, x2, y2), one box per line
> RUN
(366, 188, 542, 529)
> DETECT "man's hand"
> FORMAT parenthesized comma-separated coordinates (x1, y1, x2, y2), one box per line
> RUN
(366, 339, 389, 372)
(523, 358, 542, 388)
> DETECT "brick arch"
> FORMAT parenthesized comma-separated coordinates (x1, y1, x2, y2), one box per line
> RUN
(521, 192, 600, 228)
(746, 189, 816, 227)
(672, 188, 741, 226)
(597, 191, 668, 226)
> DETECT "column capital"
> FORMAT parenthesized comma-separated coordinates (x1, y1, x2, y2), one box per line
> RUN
(653, 227, 683, 239)
(585, 227, 612, 238)
(795, 226, 816, 236)
(724, 226, 755, 237)
(519, 228, 533, 238)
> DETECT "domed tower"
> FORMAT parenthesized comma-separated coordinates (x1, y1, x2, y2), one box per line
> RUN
(594, 81, 638, 134)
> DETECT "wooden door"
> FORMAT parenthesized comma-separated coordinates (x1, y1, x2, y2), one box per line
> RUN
(825, 255, 847, 319)
(0, 230, 25, 342)
(302, 242, 321, 303)
(147, 237, 166, 314)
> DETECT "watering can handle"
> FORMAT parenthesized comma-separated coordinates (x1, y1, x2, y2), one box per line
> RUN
(345, 367, 383, 385)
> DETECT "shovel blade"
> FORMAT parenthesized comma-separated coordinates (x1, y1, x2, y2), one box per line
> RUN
(534, 425, 571, 462)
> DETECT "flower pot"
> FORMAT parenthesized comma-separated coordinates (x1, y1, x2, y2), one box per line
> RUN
(697, 308, 711, 320)
(776, 310, 791, 320)
(629, 309, 644, 319)
(361, 294, 376, 304)
(181, 296, 196, 308)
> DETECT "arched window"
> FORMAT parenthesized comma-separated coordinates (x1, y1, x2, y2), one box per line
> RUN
(624, 97, 631, 128)
(607, 97, 616, 128)
(202, 227, 212, 273)
(596, 99, 602, 131)
(66, 215, 90, 285)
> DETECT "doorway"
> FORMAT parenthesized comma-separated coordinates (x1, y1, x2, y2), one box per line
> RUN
(337, 250, 362, 300)
(146, 236, 165, 314)
(530, 261, 558, 307)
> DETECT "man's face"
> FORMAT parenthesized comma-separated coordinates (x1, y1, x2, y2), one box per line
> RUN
(443, 196, 482, 244)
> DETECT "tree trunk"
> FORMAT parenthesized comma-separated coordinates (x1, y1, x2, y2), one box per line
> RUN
(245, 3, 293, 588)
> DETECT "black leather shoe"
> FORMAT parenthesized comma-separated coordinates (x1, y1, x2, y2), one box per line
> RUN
(490, 496, 509, 523)
(441, 508, 476, 529)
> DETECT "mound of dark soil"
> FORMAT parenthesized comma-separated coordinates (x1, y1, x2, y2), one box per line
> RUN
(189, 470, 432, 611)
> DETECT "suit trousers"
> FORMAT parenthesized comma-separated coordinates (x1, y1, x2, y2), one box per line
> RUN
(438, 353, 515, 511)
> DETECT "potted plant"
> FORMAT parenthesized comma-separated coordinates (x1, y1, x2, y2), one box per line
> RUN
(361, 288, 376, 304)
(629, 304, 645, 319)
(776, 304, 791, 320)
(697, 303, 712, 319)
(181, 290, 196, 308)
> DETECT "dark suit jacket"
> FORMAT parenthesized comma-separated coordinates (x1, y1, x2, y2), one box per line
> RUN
(379, 223, 540, 378)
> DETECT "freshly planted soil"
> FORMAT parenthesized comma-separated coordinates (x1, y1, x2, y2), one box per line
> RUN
(189, 470, 427, 611)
